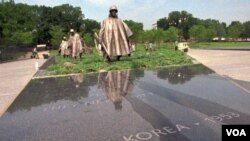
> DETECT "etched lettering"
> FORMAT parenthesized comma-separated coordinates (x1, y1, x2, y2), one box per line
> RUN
(123, 124, 191, 141)
(163, 127, 177, 134)
(219, 114, 232, 120)
(96, 100, 100, 104)
(72, 104, 78, 107)
(84, 102, 90, 106)
(204, 117, 217, 123)
(151, 129, 168, 136)
(136, 132, 152, 140)
(176, 124, 191, 132)
(90, 100, 96, 105)
(62, 105, 66, 109)
(227, 112, 240, 118)
(123, 135, 137, 141)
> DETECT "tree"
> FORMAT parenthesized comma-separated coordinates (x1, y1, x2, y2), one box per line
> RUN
(138, 31, 147, 43)
(206, 27, 216, 41)
(124, 20, 143, 43)
(242, 21, 250, 38)
(34, 25, 51, 44)
(11, 31, 33, 44)
(49, 25, 65, 47)
(83, 33, 93, 46)
(227, 21, 244, 38)
(200, 19, 226, 38)
(189, 25, 207, 41)
(0, 4, 2, 38)
(0, 3, 86, 45)
(0, 25, 3, 39)
(52, 4, 84, 32)
(168, 11, 181, 27)
(139, 30, 154, 43)
(215, 24, 226, 38)
(9, 0, 15, 4)
(164, 26, 179, 42)
(154, 29, 164, 45)
(82, 19, 100, 35)
(157, 17, 169, 30)
(157, 11, 195, 40)
(178, 11, 195, 39)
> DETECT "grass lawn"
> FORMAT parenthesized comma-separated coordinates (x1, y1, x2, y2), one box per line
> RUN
(46, 43, 192, 75)
(190, 42, 250, 48)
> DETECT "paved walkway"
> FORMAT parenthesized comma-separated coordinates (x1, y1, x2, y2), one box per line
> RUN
(0, 59, 46, 117)
(187, 49, 250, 92)
(188, 49, 250, 82)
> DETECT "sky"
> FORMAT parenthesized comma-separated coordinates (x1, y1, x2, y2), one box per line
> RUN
(15, 0, 250, 29)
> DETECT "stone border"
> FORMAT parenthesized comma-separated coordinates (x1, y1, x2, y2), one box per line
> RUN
(32, 63, 203, 79)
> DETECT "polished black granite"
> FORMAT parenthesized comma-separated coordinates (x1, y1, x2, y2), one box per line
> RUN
(1, 64, 250, 141)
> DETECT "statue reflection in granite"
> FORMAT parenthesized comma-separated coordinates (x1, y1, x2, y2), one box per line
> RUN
(98, 70, 134, 111)
(71, 74, 84, 88)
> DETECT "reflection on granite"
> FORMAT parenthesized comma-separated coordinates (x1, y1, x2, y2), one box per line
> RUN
(156, 65, 214, 84)
(98, 70, 134, 111)
(6, 74, 95, 113)
(1, 64, 250, 141)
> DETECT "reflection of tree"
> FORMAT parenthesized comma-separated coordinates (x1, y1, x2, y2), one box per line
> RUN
(139, 81, 250, 124)
(98, 69, 144, 111)
(7, 74, 98, 113)
(157, 64, 213, 84)
(130, 69, 145, 79)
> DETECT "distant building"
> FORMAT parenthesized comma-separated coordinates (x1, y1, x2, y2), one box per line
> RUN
(212, 37, 219, 41)
(221, 37, 226, 41)
(213, 37, 226, 42)
(152, 23, 157, 30)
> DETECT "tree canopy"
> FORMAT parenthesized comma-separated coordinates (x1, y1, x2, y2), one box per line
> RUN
(0, 2, 85, 46)
(156, 11, 249, 41)
(124, 20, 143, 42)
(0, 1, 249, 46)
